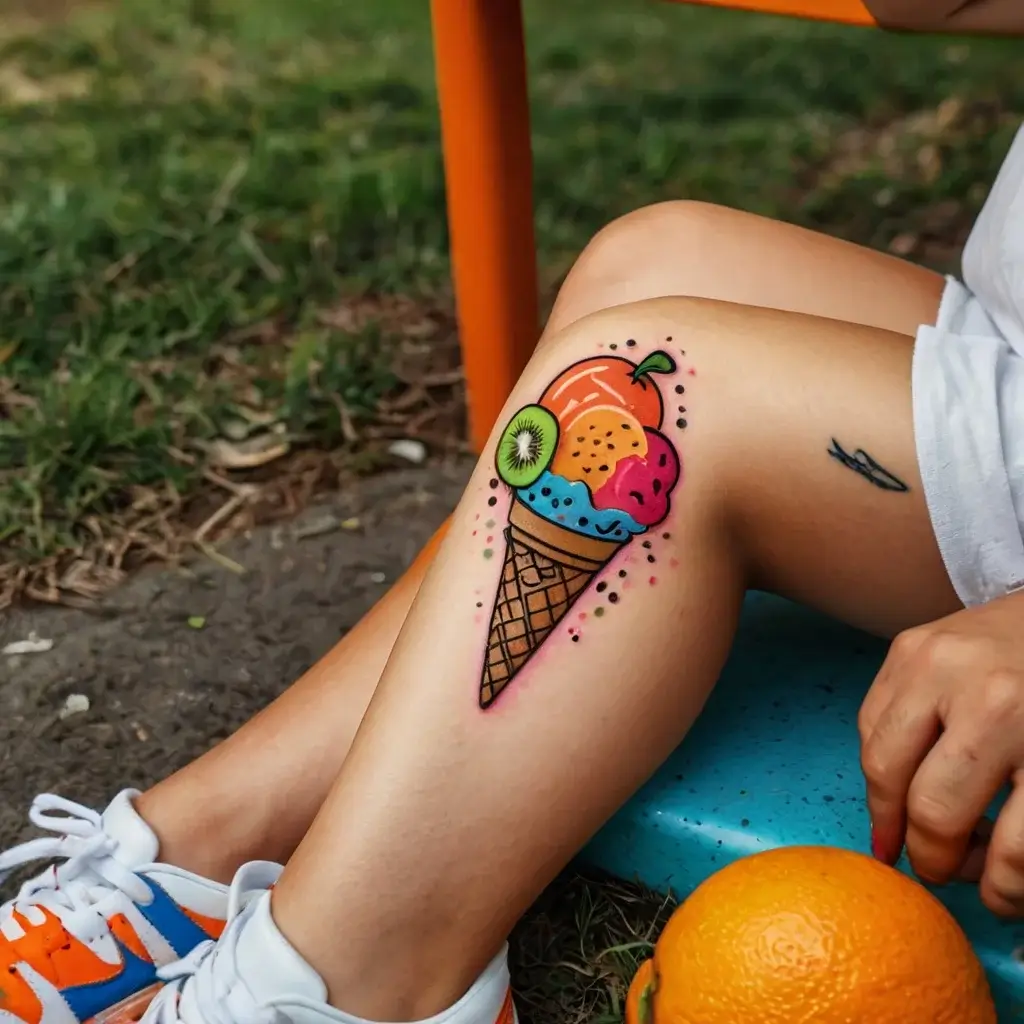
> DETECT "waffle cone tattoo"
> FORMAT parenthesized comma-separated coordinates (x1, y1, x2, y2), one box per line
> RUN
(480, 349, 683, 709)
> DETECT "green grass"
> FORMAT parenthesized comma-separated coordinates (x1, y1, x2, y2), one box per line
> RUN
(0, 0, 1023, 596)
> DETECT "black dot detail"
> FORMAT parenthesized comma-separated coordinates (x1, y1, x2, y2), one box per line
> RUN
(489, 478, 499, 489)
(610, 343, 618, 350)
(618, 569, 627, 578)
(608, 592, 620, 603)
(607, 443, 615, 450)
(593, 439, 601, 446)
(678, 406, 686, 413)
(564, 497, 573, 507)
(598, 464, 609, 472)
(647, 554, 656, 564)
(642, 540, 652, 549)
(579, 517, 589, 526)
(662, 532, 671, 540)
(577, 436, 585, 442)
(541, 487, 551, 496)
(631, 441, 640, 448)
(677, 418, 687, 429)
(487, 496, 497, 506)
(605, 430, 613, 437)
(571, 634, 580, 643)
(528, 492, 536, 501)
(626, 339, 636, 347)
(552, 498, 560, 509)
(666, 336, 673, 342)
(596, 581, 608, 593)
(476, 602, 483, 608)
(675, 385, 685, 394)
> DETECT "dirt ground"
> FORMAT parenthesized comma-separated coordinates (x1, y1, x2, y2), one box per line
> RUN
(0, 465, 468, 844)
(0, 462, 671, 1021)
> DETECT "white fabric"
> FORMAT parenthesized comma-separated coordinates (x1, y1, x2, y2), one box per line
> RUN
(143, 862, 516, 1024)
(914, 124, 1024, 605)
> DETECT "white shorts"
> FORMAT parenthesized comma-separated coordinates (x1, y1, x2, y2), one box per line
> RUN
(913, 125, 1024, 606)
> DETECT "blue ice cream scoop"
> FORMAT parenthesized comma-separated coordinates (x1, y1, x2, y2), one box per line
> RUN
(516, 470, 645, 543)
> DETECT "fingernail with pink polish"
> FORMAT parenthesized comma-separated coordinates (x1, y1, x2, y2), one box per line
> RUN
(871, 826, 898, 863)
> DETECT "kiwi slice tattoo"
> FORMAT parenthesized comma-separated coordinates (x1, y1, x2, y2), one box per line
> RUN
(496, 404, 559, 488)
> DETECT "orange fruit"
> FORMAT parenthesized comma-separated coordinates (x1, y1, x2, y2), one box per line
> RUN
(540, 355, 665, 429)
(625, 845, 996, 1024)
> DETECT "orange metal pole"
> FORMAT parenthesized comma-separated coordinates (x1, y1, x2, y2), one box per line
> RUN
(430, 0, 539, 455)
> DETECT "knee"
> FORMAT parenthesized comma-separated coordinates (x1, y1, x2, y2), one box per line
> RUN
(577, 201, 729, 282)
(552, 202, 744, 327)
(590, 199, 727, 251)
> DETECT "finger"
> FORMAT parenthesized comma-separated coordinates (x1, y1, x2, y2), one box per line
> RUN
(861, 690, 941, 864)
(858, 631, 926, 743)
(956, 818, 994, 883)
(982, 781, 1024, 917)
(905, 726, 1012, 885)
(858, 665, 897, 745)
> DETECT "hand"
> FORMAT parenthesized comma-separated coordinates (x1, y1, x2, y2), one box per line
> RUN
(858, 588, 1024, 916)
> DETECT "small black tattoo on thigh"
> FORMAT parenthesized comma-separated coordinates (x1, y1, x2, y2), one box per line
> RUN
(828, 439, 909, 493)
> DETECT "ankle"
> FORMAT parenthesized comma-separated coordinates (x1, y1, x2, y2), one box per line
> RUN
(134, 781, 254, 884)
(271, 883, 492, 1021)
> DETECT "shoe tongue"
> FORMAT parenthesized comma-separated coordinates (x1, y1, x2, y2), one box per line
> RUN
(100, 789, 160, 867)
(235, 892, 329, 1007)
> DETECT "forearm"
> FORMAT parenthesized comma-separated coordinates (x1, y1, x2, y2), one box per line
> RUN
(866, 0, 1024, 33)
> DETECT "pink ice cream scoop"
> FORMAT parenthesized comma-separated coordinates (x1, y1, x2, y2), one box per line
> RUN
(591, 427, 681, 527)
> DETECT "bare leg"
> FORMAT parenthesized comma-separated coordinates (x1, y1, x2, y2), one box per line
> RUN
(269, 295, 957, 1020)
(137, 203, 945, 882)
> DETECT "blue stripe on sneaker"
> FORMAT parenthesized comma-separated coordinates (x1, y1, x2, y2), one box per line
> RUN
(135, 879, 212, 959)
(60, 940, 156, 1022)
(61, 880, 212, 1022)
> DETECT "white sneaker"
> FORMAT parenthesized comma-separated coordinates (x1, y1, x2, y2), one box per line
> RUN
(0, 791, 229, 1023)
(142, 862, 517, 1024)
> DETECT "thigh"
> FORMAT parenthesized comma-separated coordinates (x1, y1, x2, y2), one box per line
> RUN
(546, 201, 946, 339)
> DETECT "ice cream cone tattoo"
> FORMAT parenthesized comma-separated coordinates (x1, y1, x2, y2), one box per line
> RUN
(480, 349, 682, 709)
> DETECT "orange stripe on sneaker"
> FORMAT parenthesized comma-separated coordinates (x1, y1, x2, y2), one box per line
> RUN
(108, 914, 153, 964)
(182, 907, 225, 939)
(0, 963, 45, 1024)
(4, 911, 65, 987)
(49, 932, 124, 990)
(6, 909, 122, 991)
(0, 907, 162, 1023)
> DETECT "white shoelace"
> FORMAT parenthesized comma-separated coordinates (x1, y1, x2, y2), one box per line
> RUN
(0, 794, 151, 944)
(144, 862, 283, 1024)
(147, 921, 274, 1024)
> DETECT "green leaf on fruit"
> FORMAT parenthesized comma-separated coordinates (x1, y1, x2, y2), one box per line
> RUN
(632, 351, 677, 384)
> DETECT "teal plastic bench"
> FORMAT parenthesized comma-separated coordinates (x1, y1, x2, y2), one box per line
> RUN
(582, 591, 1024, 1021)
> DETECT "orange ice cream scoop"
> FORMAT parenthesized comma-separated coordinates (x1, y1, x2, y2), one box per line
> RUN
(550, 407, 647, 489)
